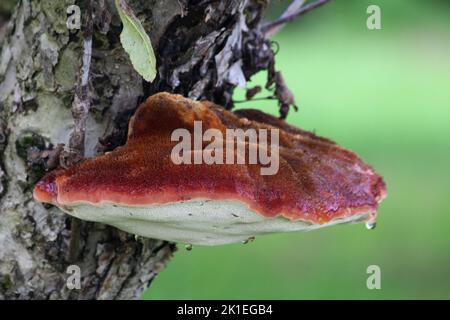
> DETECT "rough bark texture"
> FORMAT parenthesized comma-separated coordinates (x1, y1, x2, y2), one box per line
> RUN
(0, 0, 275, 299)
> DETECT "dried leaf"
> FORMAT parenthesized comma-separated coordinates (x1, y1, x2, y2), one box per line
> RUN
(274, 71, 298, 118)
(246, 86, 262, 100)
(115, 0, 156, 82)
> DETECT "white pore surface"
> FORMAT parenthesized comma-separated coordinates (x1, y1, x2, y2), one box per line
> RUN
(62, 200, 370, 245)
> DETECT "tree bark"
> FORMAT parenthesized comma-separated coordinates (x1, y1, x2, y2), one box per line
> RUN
(0, 0, 274, 299)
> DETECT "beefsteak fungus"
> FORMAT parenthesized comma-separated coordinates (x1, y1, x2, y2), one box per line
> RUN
(34, 92, 387, 245)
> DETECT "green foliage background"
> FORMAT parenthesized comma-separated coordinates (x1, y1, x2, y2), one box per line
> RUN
(144, 0, 450, 299)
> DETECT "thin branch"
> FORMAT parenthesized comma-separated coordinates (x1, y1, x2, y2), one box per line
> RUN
(67, 0, 93, 263)
(234, 96, 276, 103)
(69, 0, 93, 155)
(262, 0, 332, 37)
(265, 0, 306, 38)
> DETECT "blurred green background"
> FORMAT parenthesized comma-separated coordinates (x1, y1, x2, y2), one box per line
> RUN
(144, 0, 450, 299)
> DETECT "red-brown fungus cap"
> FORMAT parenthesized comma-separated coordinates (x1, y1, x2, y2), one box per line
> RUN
(34, 92, 387, 224)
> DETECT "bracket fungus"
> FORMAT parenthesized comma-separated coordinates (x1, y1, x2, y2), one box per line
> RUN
(34, 92, 387, 245)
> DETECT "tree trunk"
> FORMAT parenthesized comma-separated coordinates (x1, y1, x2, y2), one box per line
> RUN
(0, 0, 273, 299)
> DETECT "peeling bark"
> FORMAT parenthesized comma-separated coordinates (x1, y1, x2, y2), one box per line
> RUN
(0, 0, 276, 299)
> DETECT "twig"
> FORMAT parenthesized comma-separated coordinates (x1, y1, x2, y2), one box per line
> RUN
(67, 0, 93, 263)
(265, 0, 306, 38)
(234, 96, 276, 103)
(67, 217, 82, 263)
(262, 0, 332, 37)
(69, 3, 93, 155)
